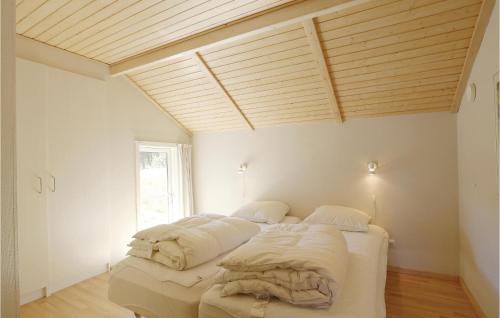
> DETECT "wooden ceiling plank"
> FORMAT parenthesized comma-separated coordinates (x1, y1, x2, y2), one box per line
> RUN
(244, 100, 330, 112)
(219, 61, 317, 86)
(157, 95, 225, 109)
(157, 91, 221, 104)
(166, 102, 231, 115)
(87, 0, 244, 60)
(202, 26, 306, 61)
(342, 95, 454, 110)
(319, 0, 480, 40)
(336, 66, 463, 91)
(64, 0, 185, 54)
(238, 93, 330, 109)
(131, 60, 196, 81)
(345, 107, 449, 119)
(99, 0, 296, 63)
(140, 73, 206, 91)
(326, 21, 476, 60)
(191, 52, 254, 130)
(334, 48, 467, 79)
(251, 113, 335, 125)
(124, 76, 192, 136)
(16, 0, 46, 24)
(175, 110, 243, 122)
(339, 81, 459, 102)
(16, 0, 71, 34)
(233, 81, 323, 101)
(341, 89, 457, 107)
(147, 78, 209, 95)
(229, 72, 320, 94)
(210, 45, 311, 75)
(156, 92, 222, 106)
(36, 0, 117, 43)
(334, 59, 465, 85)
(149, 84, 215, 100)
(316, 0, 400, 23)
(331, 39, 471, 72)
(201, 22, 301, 55)
(180, 114, 247, 126)
(205, 38, 309, 68)
(320, 3, 481, 50)
(246, 104, 332, 117)
(128, 55, 192, 77)
(22, 0, 94, 38)
(236, 87, 328, 106)
(171, 106, 237, 118)
(109, 0, 376, 76)
(303, 18, 340, 122)
(75, 0, 218, 56)
(451, 0, 495, 112)
(216, 54, 313, 81)
(59, 0, 169, 50)
(337, 74, 461, 96)
(133, 66, 201, 85)
(248, 109, 334, 120)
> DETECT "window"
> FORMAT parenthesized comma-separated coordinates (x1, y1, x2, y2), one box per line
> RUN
(136, 142, 179, 230)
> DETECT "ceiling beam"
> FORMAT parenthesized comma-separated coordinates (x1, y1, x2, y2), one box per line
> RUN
(302, 18, 343, 122)
(124, 76, 192, 136)
(191, 52, 254, 130)
(451, 0, 495, 112)
(17, 35, 109, 81)
(110, 0, 374, 76)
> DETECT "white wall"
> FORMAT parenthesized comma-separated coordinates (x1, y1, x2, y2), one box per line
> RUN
(193, 113, 459, 275)
(106, 77, 190, 265)
(457, 1, 499, 317)
(16, 58, 190, 299)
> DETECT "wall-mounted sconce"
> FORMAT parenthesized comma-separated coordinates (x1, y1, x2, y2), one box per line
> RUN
(237, 163, 247, 175)
(367, 161, 378, 175)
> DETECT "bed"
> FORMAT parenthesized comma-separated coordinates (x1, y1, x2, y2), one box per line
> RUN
(198, 225, 389, 318)
(108, 218, 299, 318)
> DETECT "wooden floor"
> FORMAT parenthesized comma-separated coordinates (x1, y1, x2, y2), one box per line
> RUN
(21, 271, 479, 318)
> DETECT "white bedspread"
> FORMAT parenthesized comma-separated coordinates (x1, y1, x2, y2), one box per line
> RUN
(199, 225, 389, 318)
(128, 214, 260, 270)
(216, 224, 349, 308)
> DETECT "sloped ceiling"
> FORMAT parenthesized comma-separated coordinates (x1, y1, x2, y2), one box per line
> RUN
(16, 0, 492, 133)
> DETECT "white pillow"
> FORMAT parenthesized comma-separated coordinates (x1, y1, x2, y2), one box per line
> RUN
(232, 201, 290, 224)
(303, 205, 371, 232)
(280, 216, 302, 224)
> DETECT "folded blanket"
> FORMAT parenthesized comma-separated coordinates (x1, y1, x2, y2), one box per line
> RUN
(127, 214, 260, 270)
(216, 224, 348, 308)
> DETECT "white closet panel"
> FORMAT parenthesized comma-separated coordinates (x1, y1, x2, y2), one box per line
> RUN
(17, 59, 50, 302)
(17, 58, 111, 297)
(45, 67, 110, 292)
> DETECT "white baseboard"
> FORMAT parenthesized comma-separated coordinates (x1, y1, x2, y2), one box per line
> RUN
(21, 288, 45, 305)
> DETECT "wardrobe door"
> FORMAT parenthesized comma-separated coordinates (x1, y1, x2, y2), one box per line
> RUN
(16, 59, 49, 302)
(46, 68, 110, 292)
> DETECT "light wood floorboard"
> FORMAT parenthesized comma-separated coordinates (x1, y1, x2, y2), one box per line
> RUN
(21, 271, 479, 318)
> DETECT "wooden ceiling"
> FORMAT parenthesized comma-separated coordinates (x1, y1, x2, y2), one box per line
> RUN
(16, 0, 494, 133)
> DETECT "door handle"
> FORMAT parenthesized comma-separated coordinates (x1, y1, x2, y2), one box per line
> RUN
(49, 175, 56, 193)
(35, 176, 43, 194)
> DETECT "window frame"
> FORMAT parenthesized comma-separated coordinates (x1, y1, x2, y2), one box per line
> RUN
(135, 141, 179, 231)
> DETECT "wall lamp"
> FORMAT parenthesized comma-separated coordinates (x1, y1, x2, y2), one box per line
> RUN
(367, 161, 378, 175)
(238, 163, 248, 175)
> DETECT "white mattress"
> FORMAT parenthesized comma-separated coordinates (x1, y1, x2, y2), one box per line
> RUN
(108, 254, 225, 318)
(198, 225, 389, 318)
(107, 219, 300, 318)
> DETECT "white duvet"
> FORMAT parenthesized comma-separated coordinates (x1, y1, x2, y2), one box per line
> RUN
(216, 224, 348, 308)
(128, 214, 260, 270)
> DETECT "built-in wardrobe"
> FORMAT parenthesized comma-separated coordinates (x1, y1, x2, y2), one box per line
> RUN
(17, 58, 111, 303)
